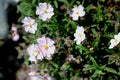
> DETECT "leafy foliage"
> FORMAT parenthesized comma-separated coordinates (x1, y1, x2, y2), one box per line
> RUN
(16, 0, 120, 79)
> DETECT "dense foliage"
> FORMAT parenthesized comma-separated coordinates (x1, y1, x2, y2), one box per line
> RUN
(16, 0, 120, 80)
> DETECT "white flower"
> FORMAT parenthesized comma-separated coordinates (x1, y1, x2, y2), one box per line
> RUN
(36, 2, 54, 21)
(70, 5, 85, 20)
(28, 71, 39, 76)
(109, 33, 120, 49)
(22, 17, 37, 34)
(11, 26, 17, 32)
(74, 26, 85, 44)
(27, 44, 43, 63)
(37, 36, 55, 60)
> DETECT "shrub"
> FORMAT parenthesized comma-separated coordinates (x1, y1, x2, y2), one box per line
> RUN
(15, 0, 120, 79)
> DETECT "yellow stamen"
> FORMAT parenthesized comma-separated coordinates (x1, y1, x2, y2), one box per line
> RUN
(43, 9, 47, 13)
(76, 11, 79, 15)
(43, 44, 48, 49)
(32, 53, 35, 56)
(36, 49, 40, 53)
(34, 72, 37, 76)
(115, 39, 119, 43)
(79, 33, 83, 37)
(28, 23, 32, 27)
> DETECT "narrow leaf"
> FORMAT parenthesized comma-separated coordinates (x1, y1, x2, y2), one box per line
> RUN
(104, 67, 117, 74)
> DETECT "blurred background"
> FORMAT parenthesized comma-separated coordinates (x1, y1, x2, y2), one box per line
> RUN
(0, 0, 24, 80)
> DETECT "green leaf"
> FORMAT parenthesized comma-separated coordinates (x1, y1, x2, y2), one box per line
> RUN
(91, 28, 98, 37)
(92, 70, 104, 78)
(85, 4, 93, 12)
(54, 0, 58, 8)
(17, 3, 33, 16)
(104, 67, 117, 74)
(91, 57, 100, 69)
(22, 36, 28, 41)
(76, 45, 91, 55)
(32, 0, 36, 4)
(24, 58, 29, 66)
(105, 49, 115, 54)
(92, 40, 99, 50)
(103, 24, 108, 33)
(50, 61, 59, 68)
(108, 60, 115, 65)
(83, 65, 96, 71)
(58, 0, 69, 4)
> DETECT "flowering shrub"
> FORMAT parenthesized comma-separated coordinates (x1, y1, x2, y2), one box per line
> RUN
(15, 0, 120, 80)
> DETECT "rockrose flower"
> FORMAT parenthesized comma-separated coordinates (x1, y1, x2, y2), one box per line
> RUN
(21, 17, 37, 34)
(27, 44, 43, 63)
(109, 33, 120, 49)
(37, 36, 55, 60)
(70, 5, 85, 20)
(11, 24, 19, 41)
(36, 2, 54, 21)
(12, 32, 19, 41)
(74, 26, 86, 45)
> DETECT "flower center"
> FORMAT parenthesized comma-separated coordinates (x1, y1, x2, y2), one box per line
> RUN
(43, 9, 47, 13)
(115, 39, 119, 43)
(28, 23, 32, 27)
(36, 49, 40, 54)
(32, 52, 35, 57)
(43, 44, 48, 49)
(79, 33, 83, 37)
(76, 11, 79, 15)
(34, 72, 38, 76)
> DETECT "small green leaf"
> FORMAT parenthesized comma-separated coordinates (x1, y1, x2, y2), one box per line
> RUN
(22, 36, 28, 41)
(58, 0, 69, 4)
(83, 65, 95, 71)
(17, 3, 33, 16)
(103, 24, 108, 33)
(32, 0, 36, 4)
(24, 58, 29, 66)
(50, 61, 59, 68)
(91, 57, 100, 69)
(54, 0, 58, 8)
(91, 28, 98, 37)
(92, 70, 104, 78)
(104, 67, 117, 74)
(108, 60, 115, 65)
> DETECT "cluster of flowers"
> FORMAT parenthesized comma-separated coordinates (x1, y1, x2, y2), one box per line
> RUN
(21, 2, 86, 34)
(27, 64, 53, 80)
(21, 2, 120, 64)
(27, 36, 55, 63)
(20, 2, 87, 64)
(18, 1, 120, 80)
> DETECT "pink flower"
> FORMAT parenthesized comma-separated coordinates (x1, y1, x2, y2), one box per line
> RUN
(12, 32, 19, 41)
(36, 2, 54, 21)
(21, 17, 37, 34)
(27, 44, 43, 63)
(11, 24, 19, 41)
(11, 26, 17, 32)
(37, 36, 55, 60)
